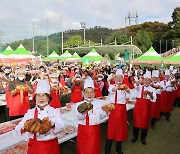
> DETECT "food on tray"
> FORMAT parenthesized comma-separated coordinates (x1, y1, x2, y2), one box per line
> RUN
(23, 117, 51, 134)
(101, 104, 115, 113)
(57, 125, 76, 138)
(2, 141, 28, 154)
(117, 84, 129, 90)
(77, 102, 93, 113)
(98, 96, 106, 100)
(0, 122, 16, 135)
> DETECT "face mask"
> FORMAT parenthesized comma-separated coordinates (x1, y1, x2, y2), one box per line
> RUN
(85, 98, 93, 102)
(10, 78, 14, 81)
(116, 81, 122, 84)
(51, 79, 57, 83)
(37, 101, 48, 107)
(18, 76, 24, 81)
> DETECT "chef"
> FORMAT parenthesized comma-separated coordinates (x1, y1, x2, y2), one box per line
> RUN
(132, 71, 156, 145)
(70, 74, 83, 103)
(75, 78, 107, 154)
(105, 69, 131, 154)
(151, 70, 162, 128)
(94, 74, 104, 98)
(8, 68, 33, 119)
(15, 80, 65, 154)
(160, 69, 175, 122)
(49, 73, 62, 108)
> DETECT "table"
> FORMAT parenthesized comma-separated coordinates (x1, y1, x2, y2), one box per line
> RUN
(0, 96, 135, 152)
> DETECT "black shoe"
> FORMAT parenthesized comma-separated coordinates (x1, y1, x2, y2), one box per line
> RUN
(117, 149, 123, 154)
(141, 139, 147, 145)
(131, 138, 137, 143)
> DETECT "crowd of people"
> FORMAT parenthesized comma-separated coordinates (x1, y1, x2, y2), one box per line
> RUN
(0, 62, 180, 154)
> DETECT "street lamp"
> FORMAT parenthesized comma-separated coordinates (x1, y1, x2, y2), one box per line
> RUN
(80, 22, 86, 45)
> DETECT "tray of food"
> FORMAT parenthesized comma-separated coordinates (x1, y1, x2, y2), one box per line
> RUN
(0, 122, 16, 135)
(57, 125, 77, 138)
(1, 141, 28, 154)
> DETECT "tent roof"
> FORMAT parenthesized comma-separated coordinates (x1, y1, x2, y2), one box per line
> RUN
(82, 48, 103, 63)
(15, 44, 31, 55)
(164, 51, 180, 64)
(48, 51, 60, 57)
(132, 47, 163, 64)
(2, 46, 14, 55)
(43, 51, 61, 61)
(60, 50, 72, 60)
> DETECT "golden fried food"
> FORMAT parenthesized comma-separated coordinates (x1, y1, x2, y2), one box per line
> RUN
(101, 104, 115, 113)
(117, 84, 128, 90)
(39, 117, 51, 134)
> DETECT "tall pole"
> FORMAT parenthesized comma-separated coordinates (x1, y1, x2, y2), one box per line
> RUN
(33, 22, 35, 52)
(84, 28, 85, 45)
(61, 15, 64, 54)
(47, 18, 49, 56)
(166, 40, 167, 52)
(81, 22, 86, 45)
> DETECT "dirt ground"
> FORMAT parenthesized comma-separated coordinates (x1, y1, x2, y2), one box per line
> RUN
(60, 107, 180, 154)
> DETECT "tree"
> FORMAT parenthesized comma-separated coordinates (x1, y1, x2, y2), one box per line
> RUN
(133, 30, 152, 53)
(64, 35, 83, 48)
(104, 31, 129, 45)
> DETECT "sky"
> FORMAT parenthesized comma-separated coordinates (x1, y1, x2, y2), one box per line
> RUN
(0, 0, 179, 45)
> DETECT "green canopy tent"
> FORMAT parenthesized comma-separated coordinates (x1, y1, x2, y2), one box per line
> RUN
(43, 51, 61, 61)
(59, 50, 72, 61)
(82, 48, 103, 63)
(132, 47, 163, 64)
(14, 44, 34, 59)
(2, 46, 14, 55)
(66, 52, 81, 62)
(164, 51, 180, 65)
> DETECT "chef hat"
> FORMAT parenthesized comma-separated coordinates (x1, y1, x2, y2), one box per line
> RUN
(165, 69, 170, 76)
(144, 71, 151, 79)
(152, 70, 159, 78)
(84, 78, 94, 90)
(169, 65, 173, 71)
(35, 80, 50, 94)
(50, 73, 59, 78)
(16, 68, 26, 74)
(97, 74, 104, 80)
(116, 69, 124, 77)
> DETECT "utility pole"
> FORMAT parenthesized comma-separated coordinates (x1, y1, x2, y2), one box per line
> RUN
(61, 15, 64, 54)
(166, 40, 168, 52)
(32, 22, 35, 52)
(47, 18, 49, 56)
(80, 22, 86, 45)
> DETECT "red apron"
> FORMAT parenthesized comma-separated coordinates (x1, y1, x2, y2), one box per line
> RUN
(70, 85, 82, 103)
(94, 84, 102, 98)
(151, 94, 161, 118)
(60, 78, 66, 87)
(9, 81, 30, 116)
(50, 85, 61, 108)
(133, 86, 152, 129)
(107, 91, 128, 141)
(77, 113, 101, 154)
(28, 108, 60, 154)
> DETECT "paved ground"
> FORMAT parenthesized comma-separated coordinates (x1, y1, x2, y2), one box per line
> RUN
(60, 107, 180, 154)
